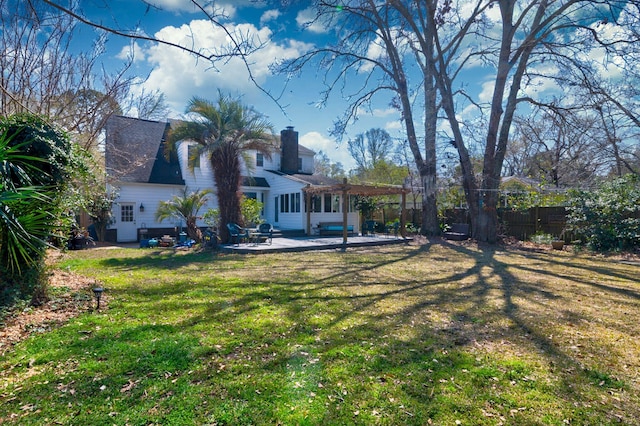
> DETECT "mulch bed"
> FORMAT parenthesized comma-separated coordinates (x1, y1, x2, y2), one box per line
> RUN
(0, 253, 100, 356)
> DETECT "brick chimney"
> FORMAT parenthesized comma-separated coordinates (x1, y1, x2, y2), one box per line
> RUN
(280, 126, 299, 174)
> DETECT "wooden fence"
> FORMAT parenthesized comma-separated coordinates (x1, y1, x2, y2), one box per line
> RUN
(498, 207, 568, 241)
(435, 207, 570, 241)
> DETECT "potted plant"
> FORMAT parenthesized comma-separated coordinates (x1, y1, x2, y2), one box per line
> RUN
(551, 230, 565, 250)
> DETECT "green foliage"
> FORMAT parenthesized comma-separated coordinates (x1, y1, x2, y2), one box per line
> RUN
(168, 93, 274, 240)
(0, 114, 85, 305)
(155, 188, 212, 242)
(501, 190, 567, 211)
(353, 195, 378, 220)
(4, 245, 639, 424)
(202, 208, 220, 229)
(240, 196, 263, 225)
(350, 159, 407, 186)
(566, 174, 640, 251)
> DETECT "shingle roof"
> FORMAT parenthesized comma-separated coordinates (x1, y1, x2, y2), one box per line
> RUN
(242, 176, 270, 188)
(266, 170, 341, 186)
(270, 134, 315, 156)
(105, 115, 184, 185)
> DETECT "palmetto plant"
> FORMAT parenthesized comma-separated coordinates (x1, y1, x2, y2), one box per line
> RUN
(0, 114, 83, 305)
(0, 122, 55, 273)
(155, 187, 212, 243)
(168, 93, 275, 242)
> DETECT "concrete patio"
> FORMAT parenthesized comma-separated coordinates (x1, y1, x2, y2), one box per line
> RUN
(220, 234, 412, 254)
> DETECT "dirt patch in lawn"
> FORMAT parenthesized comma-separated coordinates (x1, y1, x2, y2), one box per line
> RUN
(0, 252, 100, 356)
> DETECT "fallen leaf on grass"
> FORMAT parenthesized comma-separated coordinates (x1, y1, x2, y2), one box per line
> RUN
(120, 380, 138, 393)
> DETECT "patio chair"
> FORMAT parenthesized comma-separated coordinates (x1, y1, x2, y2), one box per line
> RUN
(227, 223, 249, 245)
(363, 220, 377, 236)
(385, 221, 400, 237)
(256, 223, 273, 245)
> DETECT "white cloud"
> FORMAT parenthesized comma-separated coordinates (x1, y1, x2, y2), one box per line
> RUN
(300, 131, 336, 153)
(373, 108, 397, 118)
(384, 120, 402, 131)
(137, 19, 312, 114)
(478, 80, 495, 103)
(145, 0, 236, 17)
(116, 42, 146, 63)
(300, 131, 354, 170)
(260, 9, 281, 26)
(296, 8, 328, 34)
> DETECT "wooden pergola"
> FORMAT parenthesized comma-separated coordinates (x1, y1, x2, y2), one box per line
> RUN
(302, 178, 409, 246)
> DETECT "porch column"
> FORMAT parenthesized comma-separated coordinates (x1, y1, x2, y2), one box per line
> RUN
(305, 185, 312, 236)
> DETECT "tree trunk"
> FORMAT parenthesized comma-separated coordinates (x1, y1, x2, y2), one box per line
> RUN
(420, 167, 439, 236)
(186, 217, 202, 243)
(213, 146, 243, 243)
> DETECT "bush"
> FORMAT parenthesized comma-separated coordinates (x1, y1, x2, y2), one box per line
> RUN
(0, 114, 84, 305)
(566, 174, 640, 252)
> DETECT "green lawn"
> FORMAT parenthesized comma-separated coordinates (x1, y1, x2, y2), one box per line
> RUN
(1, 242, 639, 425)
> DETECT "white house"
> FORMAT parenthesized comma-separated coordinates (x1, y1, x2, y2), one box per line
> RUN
(104, 115, 362, 242)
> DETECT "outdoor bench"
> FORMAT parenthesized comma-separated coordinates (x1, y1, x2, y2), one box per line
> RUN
(443, 223, 470, 241)
(318, 222, 354, 236)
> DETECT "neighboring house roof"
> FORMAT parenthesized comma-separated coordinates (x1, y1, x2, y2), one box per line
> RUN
(298, 144, 315, 156)
(500, 176, 541, 189)
(105, 115, 184, 185)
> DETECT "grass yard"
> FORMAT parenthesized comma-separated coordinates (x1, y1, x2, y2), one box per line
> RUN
(1, 241, 639, 425)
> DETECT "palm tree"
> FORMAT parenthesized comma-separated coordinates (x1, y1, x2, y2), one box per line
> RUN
(155, 187, 212, 243)
(168, 94, 275, 242)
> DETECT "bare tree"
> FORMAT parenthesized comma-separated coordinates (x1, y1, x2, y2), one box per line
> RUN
(314, 151, 346, 178)
(421, 0, 640, 242)
(511, 109, 605, 187)
(347, 128, 394, 171)
(278, 1, 441, 235)
(0, 1, 134, 151)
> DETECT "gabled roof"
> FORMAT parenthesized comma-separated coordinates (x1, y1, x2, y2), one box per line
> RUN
(269, 134, 315, 157)
(105, 115, 184, 185)
(500, 176, 541, 189)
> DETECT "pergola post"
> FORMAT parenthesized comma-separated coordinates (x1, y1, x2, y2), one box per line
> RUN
(401, 189, 407, 238)
(342, 178, 348, 248)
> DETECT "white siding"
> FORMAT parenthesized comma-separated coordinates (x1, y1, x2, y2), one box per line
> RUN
(300, 152, 314, 174)
(177, 141, 215, 192)
(109, 137, 355, 237)
(111, 183, 184, 241)
(263, 174, 305, 229)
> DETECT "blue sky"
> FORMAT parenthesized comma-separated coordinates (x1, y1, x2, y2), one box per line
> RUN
(76, 1, 634, 173)
(80, 0, 406, 171)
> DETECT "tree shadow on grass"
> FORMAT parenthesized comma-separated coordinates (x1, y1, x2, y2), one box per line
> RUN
(4, 241, 639, 424)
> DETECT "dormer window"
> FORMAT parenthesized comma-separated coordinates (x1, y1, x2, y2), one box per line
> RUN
(256, 152, 264, 167)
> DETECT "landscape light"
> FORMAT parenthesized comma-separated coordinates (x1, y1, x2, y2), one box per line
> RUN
(92, 287, 104, 310)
